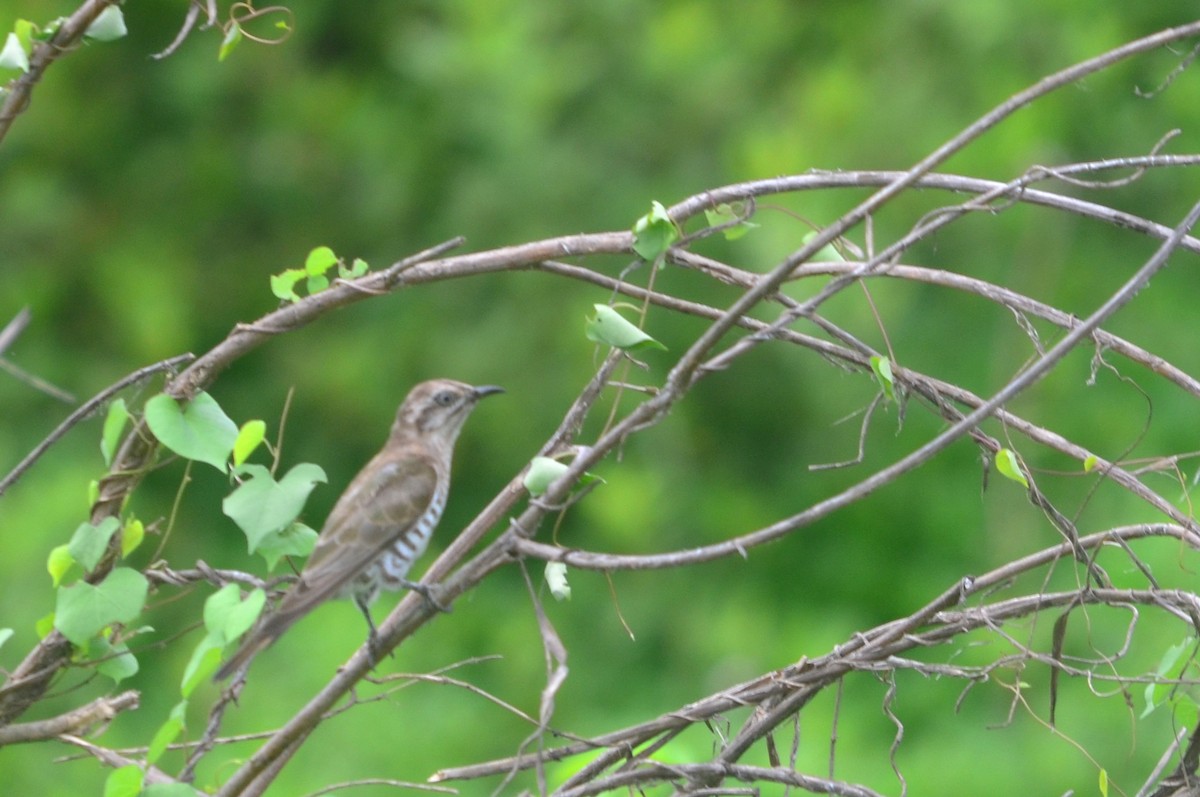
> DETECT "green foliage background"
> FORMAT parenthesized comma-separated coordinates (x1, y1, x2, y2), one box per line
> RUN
(2, 2, 1200, 795)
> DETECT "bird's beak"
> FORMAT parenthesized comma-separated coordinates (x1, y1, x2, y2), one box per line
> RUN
(472, 385, 505, 400)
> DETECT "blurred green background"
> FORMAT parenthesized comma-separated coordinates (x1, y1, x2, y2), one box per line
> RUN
(3, 2, 1200, 795)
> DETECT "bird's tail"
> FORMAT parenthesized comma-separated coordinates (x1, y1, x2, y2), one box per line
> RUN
(214, 627, 275, 681)
(213, 608, 305, 681)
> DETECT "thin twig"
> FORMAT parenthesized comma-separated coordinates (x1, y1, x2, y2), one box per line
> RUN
(0, 353, 194, 497)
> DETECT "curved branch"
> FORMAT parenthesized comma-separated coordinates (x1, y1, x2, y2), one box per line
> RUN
(435, 523, 1200, 785)
(0, 0, 119, 145)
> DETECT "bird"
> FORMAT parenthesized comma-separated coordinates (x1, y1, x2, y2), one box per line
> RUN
(215, 379, 503, 681)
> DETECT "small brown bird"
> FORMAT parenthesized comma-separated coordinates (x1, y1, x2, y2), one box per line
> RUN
(215, 379, 503, 680)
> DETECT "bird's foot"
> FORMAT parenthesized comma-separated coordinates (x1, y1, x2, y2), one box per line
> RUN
(400, 578, 452, 613)
(366, 629, 393, 665)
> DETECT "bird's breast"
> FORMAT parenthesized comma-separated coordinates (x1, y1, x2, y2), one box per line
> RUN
(371, 485, 448, 592)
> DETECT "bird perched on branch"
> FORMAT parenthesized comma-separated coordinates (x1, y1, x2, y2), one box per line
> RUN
(215, 379, 503, 681)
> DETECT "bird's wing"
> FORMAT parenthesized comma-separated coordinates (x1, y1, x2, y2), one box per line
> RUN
(267, 453, 439, 629)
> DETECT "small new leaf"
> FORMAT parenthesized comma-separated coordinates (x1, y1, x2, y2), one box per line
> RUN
(869, 356, 895, 401)
(0, 32, 29, 72)
(47, 544, 75, 587)
(1083, 454, 1099, 473)
(233, 419, 267, 467)
(305, 246, 339, 275)
(340, 257, 369, 279)
(13, 19, 35, 50)
(1142, 637, 1191, 718)
(545, 561, 571, 601)
(84, 6, 127, 42)
(995, 448, 1029, 488)
(632, 200, 680, 261)
(525, 457, 569, 497)
(585, 304, 666, 352)
(524, 456, 603, 498)
(802, 230, 844, 262)
(121, 518, 145, 557)
(703, 202, 758, 241)
(270, 268, 305, 302)
(218, 22, 242, 62)
(101, 399, 129, 466)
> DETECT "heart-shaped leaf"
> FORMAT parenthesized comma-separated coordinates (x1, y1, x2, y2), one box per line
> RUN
(204, 583, 266, 644)
(67, 517, 121, 572)
(222, 463, 327, 552)
(55, 568, 148, 645)
(145, 391, 238, 471)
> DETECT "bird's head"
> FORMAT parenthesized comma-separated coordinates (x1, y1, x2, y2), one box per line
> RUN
(391, 379, 504, 446)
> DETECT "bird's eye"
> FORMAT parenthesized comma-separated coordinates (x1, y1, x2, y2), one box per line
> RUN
(434, 390, 456, 407)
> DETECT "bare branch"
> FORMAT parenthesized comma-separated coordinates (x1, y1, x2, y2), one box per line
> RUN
(0, 690, 138, 746)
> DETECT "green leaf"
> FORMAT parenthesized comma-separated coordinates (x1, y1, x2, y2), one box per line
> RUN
(0, 628, 12, 651)
(525, 457, 570, 497)
(869, 356, 895, 401)
(84, 6, 126, 42)
(306, 273, 329, 294)
(87, 479, 99, 506)
(67, 516, 122, 572)
(35, 612, 54, 639)
(233, 419, 267, 467)
(121, 518, 145, 558)
(632, 200, 680, 261)
(802, 230, 844, 262)
(585, 304, 666, 352)
(305, 245, 339, 275)
(1098, 768, 1108, 797)
(101, 398, 129, 466)
(1143, 638, 1191, 718)
(523, 456, 603, 498)
(145, 391, 239, 471)
(37, 17, 63, 40)
(703, 202, 758, 241)
(13, 19, 35, 51)
(1174, 696, 1200, 733)
(222, 463, 327, 553)
(218, 22, 242, 62)
(255, 521, 318, 570)
(55, 568, 149, 645)
(340, 257, 369, 279)
(1083, 454, 1099, 473)
(91, 635, 139, 683)
(270, 268, 305, 302)
(0, 32, 30, 72)
(545, 561, 571, 601)
(47, 544, 76, 587)
(146, 700, 187, 765)
(204, 584, 266, 644)
(995, 448, 1029, 489)
(144, 784, 203, 797)
(103, 764, 144, 797)
(181, 638, 223, 698)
